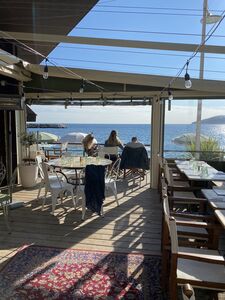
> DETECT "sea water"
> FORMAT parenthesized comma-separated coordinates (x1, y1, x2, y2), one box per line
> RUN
(28, 123, 225, 156)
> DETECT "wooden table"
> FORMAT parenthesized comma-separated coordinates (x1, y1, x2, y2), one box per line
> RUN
(214, 210, 225, 229)
(175, 160, 225, 182)
(201, 189, 225, 210)
(201, 188, 225, 229)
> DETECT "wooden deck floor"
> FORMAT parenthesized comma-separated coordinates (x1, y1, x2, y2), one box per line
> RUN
(0, 174, 162, 270)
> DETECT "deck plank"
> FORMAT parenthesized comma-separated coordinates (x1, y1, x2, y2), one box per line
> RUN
(0, 177, 162, 267)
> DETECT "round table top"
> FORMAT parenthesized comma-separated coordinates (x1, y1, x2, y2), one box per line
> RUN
(49, 156, 112, 169)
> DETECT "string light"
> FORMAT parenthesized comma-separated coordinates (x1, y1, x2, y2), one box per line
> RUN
(184, 61, 192, 89)
(168, 86, 173, 101)
(79, 79, 85, 93)
(43, 58, 49, 80)
(21, 92, 26, 102)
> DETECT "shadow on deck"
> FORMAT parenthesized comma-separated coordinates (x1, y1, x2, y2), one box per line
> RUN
(0, 173, 162, 268)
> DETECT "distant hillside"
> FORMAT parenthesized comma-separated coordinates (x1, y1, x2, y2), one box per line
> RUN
(192, 115, 225, 124)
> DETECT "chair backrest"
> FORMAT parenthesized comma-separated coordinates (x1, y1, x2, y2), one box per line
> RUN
(120, 146, 149, 170)
(163, 194, 171, 231)
(164, 161, 173, 186)
(168, 217, 178, 255)
(62, 152, 71, 157)
(0, 160, 6, 186)
(36, 155, 44, 179)
(41, 162, 62, 189)
(61, 142, 68, 151)
(106, 158, 121, 181)
(85, 165, 105, 214)
(98, 146, 118, 159)
(103, 146, 118, 155)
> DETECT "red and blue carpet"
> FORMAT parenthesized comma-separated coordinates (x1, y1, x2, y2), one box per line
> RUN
(0, 245, 162, 299)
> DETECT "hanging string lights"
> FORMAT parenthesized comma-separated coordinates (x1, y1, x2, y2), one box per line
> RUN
(184, 61, 192, 88)
(168, 85, 173, 101)
(43, 58, 49, 79)
(167, 85, 173, 111)
(79, 79, 85, 93)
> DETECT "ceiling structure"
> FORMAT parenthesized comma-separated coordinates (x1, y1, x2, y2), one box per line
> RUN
(0, 0, 98, 63)
(0, 1, 225, 106)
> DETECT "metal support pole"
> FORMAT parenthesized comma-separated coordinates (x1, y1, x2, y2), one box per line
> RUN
(151, 96, 163, 188)
(195, 0, 207, 159)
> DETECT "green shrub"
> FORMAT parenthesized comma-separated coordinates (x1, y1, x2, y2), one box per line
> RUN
(20, 132, 37, 162)
(186, 137, 223, 161)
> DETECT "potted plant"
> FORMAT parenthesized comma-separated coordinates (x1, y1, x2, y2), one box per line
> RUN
(19, 132, 39, 188)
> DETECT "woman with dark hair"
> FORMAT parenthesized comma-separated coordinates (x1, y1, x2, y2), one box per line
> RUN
(104, 130, 124, 150)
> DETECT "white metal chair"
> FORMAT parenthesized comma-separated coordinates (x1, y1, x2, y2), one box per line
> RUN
(76, 159, 121, 220)
(41, 162, 76, 214)
(0, 164, 17, 233)
(36, 155, 62, 200)
(75, 168, 88, 220)
(105, 158, 121, 206)
(46, 142, 68, 159)
(98, 146, 118, 160)
(0, 192, 10, 232)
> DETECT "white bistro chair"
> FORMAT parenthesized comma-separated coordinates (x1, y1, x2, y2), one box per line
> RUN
(98, 146, 118, 160)
(36, 155, 62, 201)
(105, 158, 121, 206)
(77, 158, 121, 220)
(41, 162, 76, 214)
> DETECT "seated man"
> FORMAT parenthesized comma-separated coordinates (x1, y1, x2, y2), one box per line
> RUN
(125, 136, 145, 149)
(120, 137, 149, 178)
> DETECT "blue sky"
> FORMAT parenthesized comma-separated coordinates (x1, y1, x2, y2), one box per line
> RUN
(34, 0, 225, 124)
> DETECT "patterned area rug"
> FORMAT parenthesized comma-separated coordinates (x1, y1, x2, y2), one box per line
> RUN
(0, 245, 162, 300)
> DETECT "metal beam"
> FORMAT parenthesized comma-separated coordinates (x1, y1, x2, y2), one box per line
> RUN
(0, 65, 31, 81)
(25, 90, 225, 101)
(27, 65, 225, 94)
(1, 31, 225, 55)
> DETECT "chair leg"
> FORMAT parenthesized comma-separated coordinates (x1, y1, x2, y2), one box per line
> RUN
(70, 188, 76, 210)
(1, 202, 11, 233)
(51, 192, 58, 215)
(100, 204, 104, 217)
(81, 195, 86, 220)
(37, 181, 44, 200)
(42, 189, 48, 210)
(59, 192, 63, 204)
(112, 182, 119, 206)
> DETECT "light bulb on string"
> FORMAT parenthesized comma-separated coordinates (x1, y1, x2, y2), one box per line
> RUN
(79, 79, 85, 93)
(43, 58, 48, 79)
(184, 61, 192, 89)
(168, 86, 173, 101)
(21, 92, 26, 102)
(167, 85, 173, 111)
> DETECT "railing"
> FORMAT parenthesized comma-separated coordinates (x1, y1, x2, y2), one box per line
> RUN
(40, 142, 225, 162)
(164, 149, 225, 161)
(40, 142, 152, 157)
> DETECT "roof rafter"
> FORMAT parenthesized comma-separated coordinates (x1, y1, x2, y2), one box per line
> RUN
(1, 31, 225, 55)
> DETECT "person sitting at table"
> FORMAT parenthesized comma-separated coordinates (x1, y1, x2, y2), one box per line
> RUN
(82, 133, 98, 156)
(126, 136, 145, 149)
(120, 136, 149, 178)
(104, 130, 124, 150)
